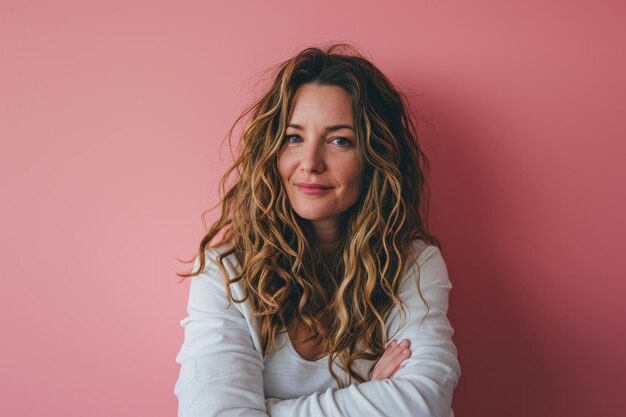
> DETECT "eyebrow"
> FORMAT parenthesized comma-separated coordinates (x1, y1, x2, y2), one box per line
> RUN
(287, 123, 355, 132)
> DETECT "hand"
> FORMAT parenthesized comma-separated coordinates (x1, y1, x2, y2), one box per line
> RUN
(370, 339, 411, 380)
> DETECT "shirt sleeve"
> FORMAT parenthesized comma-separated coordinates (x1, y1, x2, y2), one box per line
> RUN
(265, 244, 461, 417)
(174, 249, 269, 417)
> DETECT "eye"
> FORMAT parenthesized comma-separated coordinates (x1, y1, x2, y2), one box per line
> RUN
(330, 136, 353, 146)
(284, 134, 302, 144)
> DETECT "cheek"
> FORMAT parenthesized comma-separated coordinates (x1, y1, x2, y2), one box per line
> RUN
(350, 176, 363, 198)
(340, 160, 363, 189)
(276, 153, 292, 183)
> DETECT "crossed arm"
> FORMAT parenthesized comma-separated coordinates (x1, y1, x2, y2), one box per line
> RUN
(174, 244, 461, 417)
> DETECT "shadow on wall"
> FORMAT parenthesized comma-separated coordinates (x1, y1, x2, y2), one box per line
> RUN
(404, 81, 561, 417)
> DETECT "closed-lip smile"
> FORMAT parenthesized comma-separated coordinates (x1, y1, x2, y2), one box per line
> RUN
(294, 183, 334, 196)
(295, 182, 333, 189)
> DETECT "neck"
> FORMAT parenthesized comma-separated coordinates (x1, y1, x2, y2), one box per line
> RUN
(310, 217, 344, 264)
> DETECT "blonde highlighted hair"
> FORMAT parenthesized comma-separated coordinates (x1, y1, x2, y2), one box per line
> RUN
(179, 43, 440, 387)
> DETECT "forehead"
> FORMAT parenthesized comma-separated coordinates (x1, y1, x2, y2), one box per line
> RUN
(288, 83, 353, 124)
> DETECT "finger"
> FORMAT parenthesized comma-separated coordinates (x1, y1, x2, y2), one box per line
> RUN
(380, 347, 410, 378)
(373, 339, 398, 371)
(378, 340, 411, 378)
(388, 348, 412, 378)
(371, 344, 398, 379)
(372, 339, 411, 379)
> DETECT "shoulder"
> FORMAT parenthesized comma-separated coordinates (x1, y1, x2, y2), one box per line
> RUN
(385, 239, 453, 339)
(202, 244, 240, 275)
(187, 244, 246, 308)
(411, 238, 448, 270)
(408, 239, 445, 267)
(401, 239, 452, 298)
(190, 244, 241, 282)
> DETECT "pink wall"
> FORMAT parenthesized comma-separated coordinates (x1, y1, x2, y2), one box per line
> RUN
(1, 1, 624, 416)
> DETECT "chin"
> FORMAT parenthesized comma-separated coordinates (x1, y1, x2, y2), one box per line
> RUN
(294, 212, 329, 221)
(292, 208, 332, 221)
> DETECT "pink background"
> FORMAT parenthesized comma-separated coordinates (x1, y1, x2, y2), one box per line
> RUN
(1, 1, 624, 416)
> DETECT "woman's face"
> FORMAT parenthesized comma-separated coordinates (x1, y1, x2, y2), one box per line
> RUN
(277, 83, 362, 229)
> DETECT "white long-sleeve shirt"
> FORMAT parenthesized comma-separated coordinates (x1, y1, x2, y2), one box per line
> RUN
(174, 239, 461, 417)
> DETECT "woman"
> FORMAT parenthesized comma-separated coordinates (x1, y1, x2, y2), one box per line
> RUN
(174, 44, 461, 417)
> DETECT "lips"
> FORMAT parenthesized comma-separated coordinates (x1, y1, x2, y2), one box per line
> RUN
(295, 183, 333, 190)
(294, 183, 333, 195)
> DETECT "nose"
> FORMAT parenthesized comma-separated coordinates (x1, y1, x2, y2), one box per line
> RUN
(300, 142, 325, 173)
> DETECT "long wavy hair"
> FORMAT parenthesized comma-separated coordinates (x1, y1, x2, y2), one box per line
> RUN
(179, 43, 440, 387)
